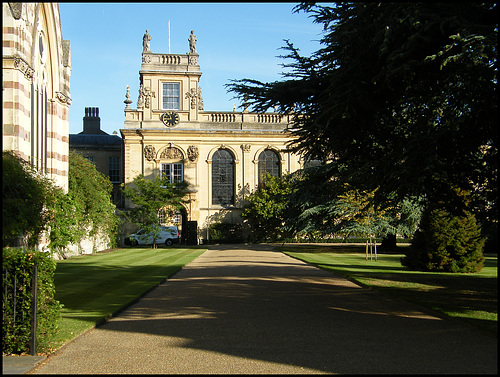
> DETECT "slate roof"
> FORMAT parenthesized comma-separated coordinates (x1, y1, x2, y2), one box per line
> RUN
(69, 134, 123, 146)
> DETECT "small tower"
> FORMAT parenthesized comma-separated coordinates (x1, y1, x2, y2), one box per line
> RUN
(131, 29, 202, 124)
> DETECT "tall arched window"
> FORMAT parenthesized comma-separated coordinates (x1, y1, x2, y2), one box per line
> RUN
(258, 149, 280, 187)
(212, 149, 235, 205)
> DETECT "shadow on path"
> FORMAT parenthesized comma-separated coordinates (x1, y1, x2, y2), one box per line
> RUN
(33, 244, 497, 374)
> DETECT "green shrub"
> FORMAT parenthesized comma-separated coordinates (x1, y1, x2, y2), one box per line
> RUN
(402, 206, 485, 273)
(2, 248, 62, 355)
(209, 222, 244, 243)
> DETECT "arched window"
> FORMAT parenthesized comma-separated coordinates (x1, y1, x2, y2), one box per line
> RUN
(258, 149, 280, 187)
(212, 149, 235, 205)
(159, 146, 184, 183)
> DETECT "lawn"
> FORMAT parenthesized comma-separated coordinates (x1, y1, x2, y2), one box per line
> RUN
(280, 244, 497, 335)
(51, 246, 206, 351)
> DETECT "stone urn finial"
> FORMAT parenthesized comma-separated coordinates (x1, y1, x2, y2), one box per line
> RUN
(124, 85, 133, 109)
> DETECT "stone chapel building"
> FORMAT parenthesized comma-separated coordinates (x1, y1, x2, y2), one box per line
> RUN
(3, 3, 72, 192)
(121, 30, 305, 243)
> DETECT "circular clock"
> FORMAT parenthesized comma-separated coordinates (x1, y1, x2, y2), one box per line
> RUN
(161, 111, 180, 127)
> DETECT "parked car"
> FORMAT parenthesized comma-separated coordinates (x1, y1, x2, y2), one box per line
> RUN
(125, 226, 180, 246)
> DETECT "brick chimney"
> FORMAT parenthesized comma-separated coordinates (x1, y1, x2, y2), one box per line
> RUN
(82, 107, 106, 134)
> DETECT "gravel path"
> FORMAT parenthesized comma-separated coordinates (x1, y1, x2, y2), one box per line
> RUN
(31, 244, 497, 374)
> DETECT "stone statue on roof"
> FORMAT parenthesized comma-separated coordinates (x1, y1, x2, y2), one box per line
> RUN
(143, 29, 151, 53)
(188, 30, 197, 54)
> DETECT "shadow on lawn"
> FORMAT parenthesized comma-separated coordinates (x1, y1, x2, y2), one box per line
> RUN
(282, 246, 497, 335)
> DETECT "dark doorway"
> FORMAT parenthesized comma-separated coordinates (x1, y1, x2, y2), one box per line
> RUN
(184, 221, 198, 245)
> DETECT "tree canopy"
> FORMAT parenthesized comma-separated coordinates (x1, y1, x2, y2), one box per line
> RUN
(227, 2, 497, 218)
(46, 152, 119, 253)
(241, 168, 423, 243)
(121, 175, 189, 246)
(241, 172, 297, 241)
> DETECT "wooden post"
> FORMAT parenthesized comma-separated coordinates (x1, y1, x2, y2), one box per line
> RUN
(30, 265, 38, 356)
(370, 236, 373, 261)
(365, 240, 368, 260)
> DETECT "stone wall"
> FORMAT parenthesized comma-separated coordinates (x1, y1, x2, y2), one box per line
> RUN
(2, 3, 72, 193)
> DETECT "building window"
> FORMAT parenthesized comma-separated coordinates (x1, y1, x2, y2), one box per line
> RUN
(158, 208, 181, 225)
(212, 149, 235, 206)
(158, 208, 166, 224)
(39, 32, 46, 64)
(162, 82, 180, 110)
(86, 156, 94, 163)
(258, 149, 280, 187)
(109, 156, 120, 183)
(161, 163, 183, 183)
(173, 210, 182, 225)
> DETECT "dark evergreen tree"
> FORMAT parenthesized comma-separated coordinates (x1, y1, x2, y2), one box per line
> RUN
(227, 3, 496, 266)
(402, 203, 485, 272)
(227, 2, 497, 219)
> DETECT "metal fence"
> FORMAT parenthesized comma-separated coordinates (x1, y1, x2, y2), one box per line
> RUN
(2, 266, 38, 355)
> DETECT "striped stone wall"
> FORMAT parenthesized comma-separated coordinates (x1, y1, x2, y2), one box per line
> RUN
(3, 3, 72, 192)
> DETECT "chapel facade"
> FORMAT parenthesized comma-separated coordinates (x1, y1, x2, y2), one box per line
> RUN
(2, 3, 72, 192)
(121, 30, 304, 243)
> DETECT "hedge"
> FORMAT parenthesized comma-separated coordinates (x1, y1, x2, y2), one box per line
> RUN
(2, 248, 62, 355)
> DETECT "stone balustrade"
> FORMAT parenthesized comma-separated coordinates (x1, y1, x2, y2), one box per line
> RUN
(123, 109, 293, 130)
(209, 112, 237, 123)
(141, 53, 199, 69)
(257, 113, 283, 123)
(202, 111, 290, 125)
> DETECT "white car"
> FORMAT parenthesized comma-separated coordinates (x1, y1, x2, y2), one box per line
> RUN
(126, 226, 180, 246)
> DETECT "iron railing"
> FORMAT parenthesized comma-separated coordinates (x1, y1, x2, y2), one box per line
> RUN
(2, 266, 38, 355)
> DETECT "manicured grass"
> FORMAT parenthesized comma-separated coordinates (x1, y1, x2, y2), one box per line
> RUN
(280, 244, 497, 335)
(51, 246, 206, 351)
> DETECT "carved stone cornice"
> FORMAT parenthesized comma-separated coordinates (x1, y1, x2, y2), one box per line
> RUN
(56, 91, 72, 105)
(13, 55, 34, 82)
(188, 54, 199, 65)
(9, 3, 23, 19)
(144, 145, 156, 161)
(185, 87, 203, 110)
(160, 146, 183, 160)
(187, 145, 199, 162)
(241, 144, 251, 153)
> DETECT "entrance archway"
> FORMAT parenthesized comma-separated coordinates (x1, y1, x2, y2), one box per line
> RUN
(159, 204, 197, 245)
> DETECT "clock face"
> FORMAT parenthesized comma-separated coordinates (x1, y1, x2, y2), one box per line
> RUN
(161, 111, 180, 127)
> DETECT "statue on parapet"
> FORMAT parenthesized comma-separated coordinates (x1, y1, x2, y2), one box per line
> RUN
(188, 30, 197, 54)
(143, 29, 151, 53)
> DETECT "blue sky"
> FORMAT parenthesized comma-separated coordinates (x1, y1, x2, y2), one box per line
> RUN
(59, 3, 326, 135)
